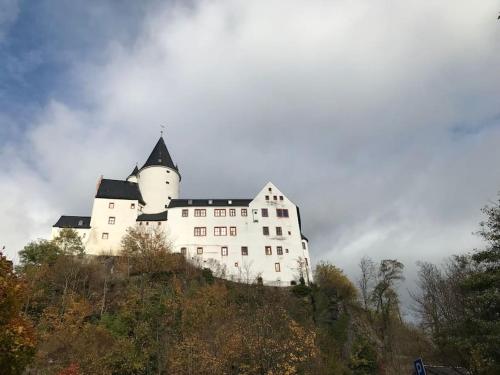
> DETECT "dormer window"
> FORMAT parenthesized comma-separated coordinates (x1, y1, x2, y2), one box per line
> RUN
(78, 220, 83, 226)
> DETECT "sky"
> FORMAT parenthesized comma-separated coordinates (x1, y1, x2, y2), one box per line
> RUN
(1, 0, 500, 314)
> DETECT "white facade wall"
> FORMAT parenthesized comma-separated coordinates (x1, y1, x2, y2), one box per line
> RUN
(138, 166, 180, 213)
(86, 198, 141, 255)
(164, 183, 312, 285)
(51, 227, 91, 244)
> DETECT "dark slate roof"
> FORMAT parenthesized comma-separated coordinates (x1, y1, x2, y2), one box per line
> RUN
(53, 216, 91, 229)
(168, 199, 253, 208)
(128, 165, 139, 177)
(141, 137, 178, 171)
(96, 179, 146, 205)
(301, 234, 309, 242)
(137, 211, 168, 221)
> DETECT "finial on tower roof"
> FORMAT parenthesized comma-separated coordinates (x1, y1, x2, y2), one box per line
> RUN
(160, 124, 165, 137)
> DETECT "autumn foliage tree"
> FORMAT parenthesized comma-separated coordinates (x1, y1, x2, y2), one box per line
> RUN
(0, 252, 35, 375)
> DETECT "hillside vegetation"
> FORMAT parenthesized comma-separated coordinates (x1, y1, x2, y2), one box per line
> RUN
(1, 196, 499, 375)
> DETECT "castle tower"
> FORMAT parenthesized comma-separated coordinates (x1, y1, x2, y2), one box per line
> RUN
(138, 137, 180, 213)
(126, 165, 139, 183)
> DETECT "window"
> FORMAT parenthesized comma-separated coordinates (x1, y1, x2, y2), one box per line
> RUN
(214, 209, 226, 217)
(235, 262, 238, 267)
(214, 227, 227, 236)
(276, 208, 289, 218)
(109, 202, 114, 209)
(285, 248, 289, 253)
(131, 203, 136, 209)
(229, 208, 236, 217)
(194, 209, 206, 217)
(146, 222, 149, 226)
(275, 263, 281, 272)
(181, 247, 187, 256)
(221, 246, 228, 256)
(194, 227, 206, 236)
(279, 196, 284, 201)
(273, 195, 277, 200)
(241, 246, 248, 256)
(265, 195, 269, 201)
(166, 180, 170, 184)
(268, 187, 272, 192)
(102, 232, 109, 240)
(108, 217, 115, 225)
(277, 246, 283, 255)
(157, 222, 161, 226)
(276, 227, 283, 236)
(265, 246, 272, 255)
(261, 208, 268, 217)
(302, 242, 306, 250)
(197, 247, 203, 255)
(182, 209, 189, 217)
(288, 231, 291, 235)
(230, 226, 237, 236)
(263, 226, 269, 236)
(241, 208, 247, 216)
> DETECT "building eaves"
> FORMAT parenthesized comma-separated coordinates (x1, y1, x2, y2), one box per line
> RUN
(168, 199, 253, 208)
(53, 216, 91, 229)
(137, 211, 168, 221)
(96, 179, 146, 205)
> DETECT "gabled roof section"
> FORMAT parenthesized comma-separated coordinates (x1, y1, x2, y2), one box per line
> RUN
(53, 216, 91, 229)
(137, 211, 168, 222)
(141, 137, 178, 171)
(168, 199, 253, 208)
(96, 179, 146, 205)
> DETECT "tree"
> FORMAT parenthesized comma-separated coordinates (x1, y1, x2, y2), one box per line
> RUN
(357, 256, 376, 311)
(18, 239, 60, 267)
(413, 196, 500, 374)
(0, 252, 36, 374)
(52, 228, 85, 257)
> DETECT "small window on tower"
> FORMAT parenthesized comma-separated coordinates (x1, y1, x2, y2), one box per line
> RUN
(302, 242, 306, 250)
(109, 202, 114, 209)
(158, 222, 161, 226)
(131, 203, 136, 209)
(108, 217, 115, 225)
(268, 187, 272, 192)
(180, 247, 187, 256)
(279, 196, 284, 201)
(261, 208, 268, 217)
(102, 232, 109, 240)
(275, 263, 281, 272)
(265, 195, 269, 201)
(197, 247, 203, 255)
(230, 226, 237, 236)
(273, 195, 277, 200)
(234, 262, 238, 267)
(241, 208, 247, 216)
(221, 246, 228, 256)
(229, 208, 236, 217)
(182, 209, 189, 217)
(166, 181, 170, 184)
(265, 246, 272, 255)
(276, 227, 283, 236)
(241, 246, 248, 256)
(263, 226, 269, 236)
(277, 246, 283, 255)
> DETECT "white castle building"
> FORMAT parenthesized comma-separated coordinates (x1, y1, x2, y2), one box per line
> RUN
(52, 137, 312, 286)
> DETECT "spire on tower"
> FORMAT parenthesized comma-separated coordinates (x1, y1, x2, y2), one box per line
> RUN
(141, 136, 178, 171)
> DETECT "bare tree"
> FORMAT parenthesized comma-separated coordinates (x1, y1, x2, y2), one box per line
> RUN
(357, 256, 376, 310)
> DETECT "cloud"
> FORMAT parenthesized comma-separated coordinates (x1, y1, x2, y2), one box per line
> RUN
(1, 0, 500, 315)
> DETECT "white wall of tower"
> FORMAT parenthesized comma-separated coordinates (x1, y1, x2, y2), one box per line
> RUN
(138, 166, 180, 213)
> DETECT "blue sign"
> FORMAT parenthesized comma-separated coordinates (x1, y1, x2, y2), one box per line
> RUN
(414, 358, 426, 375)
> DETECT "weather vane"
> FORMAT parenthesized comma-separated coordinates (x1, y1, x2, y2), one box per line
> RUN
(160, 124, 166, 137)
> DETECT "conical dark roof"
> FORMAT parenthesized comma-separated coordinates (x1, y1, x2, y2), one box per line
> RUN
(141, 137, 178, 171)
(129, 165, 139, 177)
